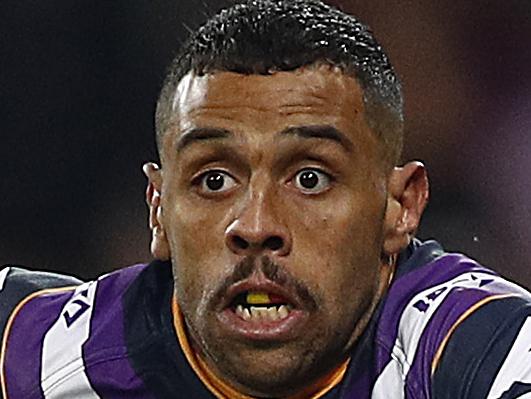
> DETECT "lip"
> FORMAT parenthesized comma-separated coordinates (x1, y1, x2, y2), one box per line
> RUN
(217, 306, 308, 341)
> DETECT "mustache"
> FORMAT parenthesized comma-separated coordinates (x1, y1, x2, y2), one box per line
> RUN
(214, 256, 317, 311)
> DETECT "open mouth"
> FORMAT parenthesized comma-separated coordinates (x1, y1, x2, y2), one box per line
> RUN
(217, 280, 309, 341)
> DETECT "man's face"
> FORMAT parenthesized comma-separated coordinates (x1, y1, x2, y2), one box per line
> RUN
(159, 65, 390, 396)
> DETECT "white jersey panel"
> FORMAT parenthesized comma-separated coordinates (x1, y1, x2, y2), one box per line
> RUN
(0, 267, 10, 292)
(371, 355, 406, 399)
(487, 317, 531, 399)
(371, 272, 516, 398)
(40, 281, 100, 398)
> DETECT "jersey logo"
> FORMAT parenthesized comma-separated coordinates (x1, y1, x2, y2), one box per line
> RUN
(62, 288, 91, 328)
(413, 287, 448, 312)
(41, 282, 100, 398)
(413, 274, 494, 313)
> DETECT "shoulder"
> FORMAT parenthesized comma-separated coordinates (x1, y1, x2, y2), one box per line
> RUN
(432, 293, 531, 399)
(0, 265, 83, 336)
(371, 241, 531, 399)
(0, 263, 157, 399)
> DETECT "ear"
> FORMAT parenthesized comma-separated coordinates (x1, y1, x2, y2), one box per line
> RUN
(382, 161, 429, 256)
(143, 162, 170, 260)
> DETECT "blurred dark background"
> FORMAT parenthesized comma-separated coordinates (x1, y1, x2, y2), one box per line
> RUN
(1, 1, 530, 286)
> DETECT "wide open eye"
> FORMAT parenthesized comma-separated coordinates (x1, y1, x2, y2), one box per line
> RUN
(197, 170, 238, 194)
(293, 168, 332, 194)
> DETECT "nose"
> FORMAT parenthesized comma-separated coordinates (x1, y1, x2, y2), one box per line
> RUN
(225, 192, 291, 257)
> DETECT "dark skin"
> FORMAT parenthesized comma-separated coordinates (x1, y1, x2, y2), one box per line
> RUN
(144, 64, 429, 397)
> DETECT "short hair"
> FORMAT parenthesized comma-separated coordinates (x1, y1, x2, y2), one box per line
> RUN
(156, 0, 404, 166)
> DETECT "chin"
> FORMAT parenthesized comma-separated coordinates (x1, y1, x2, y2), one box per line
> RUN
(208, 338, 339, 396)
(225, 351, 313, 396)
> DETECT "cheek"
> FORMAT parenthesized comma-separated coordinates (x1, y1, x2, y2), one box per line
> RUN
(165, 190, 233, 261)
(292, 190, 384, 257)
(163, 198, 233, 313)
(290, 192, 385, 306)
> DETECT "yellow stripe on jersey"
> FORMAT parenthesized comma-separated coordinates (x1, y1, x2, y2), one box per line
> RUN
(430, 293, 517, 376)
(171, 295, 350, 399)
(0, 286, 76, 399)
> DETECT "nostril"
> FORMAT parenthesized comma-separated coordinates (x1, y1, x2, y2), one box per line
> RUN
(264, 236, 283, 251)
(232, 235, 249, 250)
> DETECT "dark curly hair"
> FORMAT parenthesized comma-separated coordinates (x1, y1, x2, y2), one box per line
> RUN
(156, 0, 404, 165)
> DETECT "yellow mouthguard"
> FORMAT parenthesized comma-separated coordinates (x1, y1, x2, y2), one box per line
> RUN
(246, 292, 270, 305)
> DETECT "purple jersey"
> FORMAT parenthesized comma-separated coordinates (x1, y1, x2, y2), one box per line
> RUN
(1, 240, 530, 398)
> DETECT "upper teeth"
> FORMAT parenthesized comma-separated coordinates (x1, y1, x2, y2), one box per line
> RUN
(236, 304, 290, 321)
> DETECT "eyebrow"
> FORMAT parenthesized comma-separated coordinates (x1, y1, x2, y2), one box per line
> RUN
(176, 127, 232, 153)
(176, 124, 353, 153)
(280, 125, 354, 153)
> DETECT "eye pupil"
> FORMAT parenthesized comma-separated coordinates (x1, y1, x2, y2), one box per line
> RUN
(206, 173, 224, 190)
(299, 171, 319, 189)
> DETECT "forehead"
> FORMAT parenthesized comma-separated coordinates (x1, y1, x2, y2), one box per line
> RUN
(160, 65, 381, 163)
(171, 65, 366, 127)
